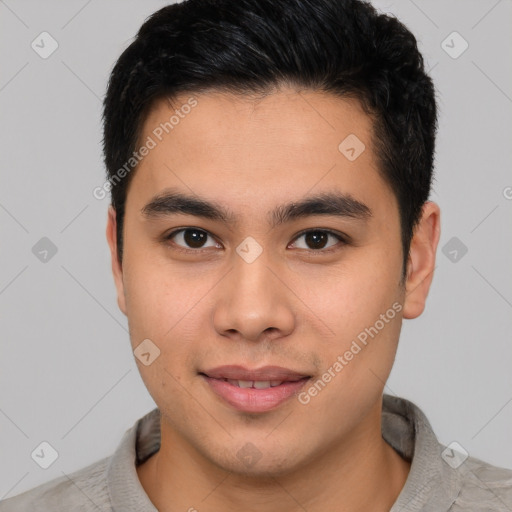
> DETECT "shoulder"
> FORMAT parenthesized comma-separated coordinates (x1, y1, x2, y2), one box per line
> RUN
(0, 456, 112, 512)
(450, 455, 512, 511)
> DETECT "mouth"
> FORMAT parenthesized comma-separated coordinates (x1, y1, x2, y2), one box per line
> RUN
(199, 365, 312, 413)
(200, 377, 306, 389)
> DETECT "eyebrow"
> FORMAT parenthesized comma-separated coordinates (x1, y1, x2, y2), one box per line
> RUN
(141, 188, 372, 227)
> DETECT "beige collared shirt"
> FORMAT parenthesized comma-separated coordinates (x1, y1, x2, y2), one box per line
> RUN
(2, 395, 511, 511)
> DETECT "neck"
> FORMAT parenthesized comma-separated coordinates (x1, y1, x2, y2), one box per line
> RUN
(137, 400, 410, 512)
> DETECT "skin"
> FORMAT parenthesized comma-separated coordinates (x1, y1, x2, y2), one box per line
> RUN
(106, 88, 440, 512)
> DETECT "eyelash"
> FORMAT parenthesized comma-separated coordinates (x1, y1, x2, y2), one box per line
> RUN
(163, 227, 349, 254)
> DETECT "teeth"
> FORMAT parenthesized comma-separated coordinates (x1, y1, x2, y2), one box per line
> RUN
(226, 379, 285, 389)
(254, 381, 271, 389)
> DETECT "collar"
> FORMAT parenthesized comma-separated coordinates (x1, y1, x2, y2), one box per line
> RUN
(106, 395, 461, 511)
(383, 395, 460, 511)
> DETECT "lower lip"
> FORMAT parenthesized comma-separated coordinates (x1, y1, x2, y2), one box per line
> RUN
(201, 375, 310, 413)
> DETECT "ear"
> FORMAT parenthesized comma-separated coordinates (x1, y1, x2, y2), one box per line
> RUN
(402, 201, 441, 319)
(106, 205, 127, 315)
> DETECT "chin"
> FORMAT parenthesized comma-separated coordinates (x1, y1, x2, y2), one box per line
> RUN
(204, 442, 307, 479)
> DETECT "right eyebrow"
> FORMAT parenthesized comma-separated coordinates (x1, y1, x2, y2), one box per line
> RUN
(141, 189, 236, 225)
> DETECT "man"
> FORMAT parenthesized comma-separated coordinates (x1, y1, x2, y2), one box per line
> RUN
(2, 0, 511, 510)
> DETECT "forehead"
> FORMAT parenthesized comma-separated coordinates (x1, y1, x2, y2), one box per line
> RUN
(143, 88, 373, 165)
(128, 88, 396, 220)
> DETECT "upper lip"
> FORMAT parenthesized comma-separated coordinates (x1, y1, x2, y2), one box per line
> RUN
(201, 365, 310, 382)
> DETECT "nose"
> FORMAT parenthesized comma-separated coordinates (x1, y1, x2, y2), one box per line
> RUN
(212, 252, 295, 343)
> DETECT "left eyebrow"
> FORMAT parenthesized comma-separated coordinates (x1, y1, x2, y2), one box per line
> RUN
(140, 188, 372, 227)
(269, 192, 372, 228)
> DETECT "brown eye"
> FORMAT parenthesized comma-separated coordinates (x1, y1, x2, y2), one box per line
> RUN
(183, 229, 207, 248)
(304, 231, 329, 249)
(291, 230, 345, 251)
(166, 228, 220, 250)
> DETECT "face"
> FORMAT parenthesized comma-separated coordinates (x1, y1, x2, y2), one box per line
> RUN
(107, 88, 437, 476)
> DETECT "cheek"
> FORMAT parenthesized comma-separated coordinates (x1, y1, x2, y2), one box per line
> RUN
(121, 256, 218, 391)
(289, 249, 400, 331)
(123, 262, 204, 404)
(122, 252, 204, 342)
(298, 292, 402, 429)
(294, 253, 403, 385)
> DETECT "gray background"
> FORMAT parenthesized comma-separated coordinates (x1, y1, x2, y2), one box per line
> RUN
(1, 0, 511, 499)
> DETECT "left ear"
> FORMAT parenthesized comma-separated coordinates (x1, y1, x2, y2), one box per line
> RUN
(402, 201, 441, 319)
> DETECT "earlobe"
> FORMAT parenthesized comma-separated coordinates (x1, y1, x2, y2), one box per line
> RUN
(402, 201, 441, 319)
(106, 206, 127, 315)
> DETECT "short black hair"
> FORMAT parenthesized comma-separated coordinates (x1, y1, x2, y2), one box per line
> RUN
(102, 0, 437, 282)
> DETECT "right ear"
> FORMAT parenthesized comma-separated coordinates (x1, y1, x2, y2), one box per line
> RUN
(106, 206, 127, 315)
